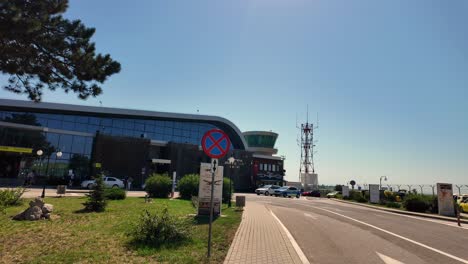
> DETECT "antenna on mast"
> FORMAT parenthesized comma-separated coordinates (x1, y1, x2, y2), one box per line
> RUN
(297, 106, 319, 190)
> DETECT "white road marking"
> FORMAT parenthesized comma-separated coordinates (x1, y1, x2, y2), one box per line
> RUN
(377, 252, 405, 264)
(296, 199, 468, 231)
(304, 213, 318, 220)
(269, 209, 311, 264)
(308, 205, 468, 264)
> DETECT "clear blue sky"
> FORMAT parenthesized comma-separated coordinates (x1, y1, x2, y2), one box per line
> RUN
(1, 0, 467, 186)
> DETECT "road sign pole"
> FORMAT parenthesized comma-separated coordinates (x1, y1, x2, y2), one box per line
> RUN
(207, 159, 217, 258)
(200, 129, 230, 259)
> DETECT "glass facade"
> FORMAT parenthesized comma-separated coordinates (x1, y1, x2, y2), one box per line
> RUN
(0, 109, 236, 181)
(0, 110, 219, 146)
(244, 134, 277, 148)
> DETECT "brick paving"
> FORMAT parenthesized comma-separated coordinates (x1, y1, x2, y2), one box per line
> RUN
(224, 201, 303, 264)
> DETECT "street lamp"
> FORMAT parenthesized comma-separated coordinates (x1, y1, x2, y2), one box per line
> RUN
(225, 155, 242, 208)
(41, 150, 63, 199)
(379, 176, 387, 190)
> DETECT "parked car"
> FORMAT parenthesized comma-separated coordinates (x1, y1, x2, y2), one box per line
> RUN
(81, 177, 125, 189)
(460, 197, 468, 213)
(456, 194, 468, 204)
(326, 191, 341, 198)
(274, 186, 301, 198)
(255, 185, 281, 196)
(302, 190, 321, 197)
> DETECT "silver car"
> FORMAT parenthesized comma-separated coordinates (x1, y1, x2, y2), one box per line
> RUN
(255, 185, 281, 196)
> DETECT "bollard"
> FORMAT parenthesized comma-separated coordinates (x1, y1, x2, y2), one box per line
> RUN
(56, 185, 66, 197)
(236, 195, 246, 208)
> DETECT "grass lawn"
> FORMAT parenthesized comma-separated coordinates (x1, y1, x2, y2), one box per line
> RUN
(0, 197, 242, 263)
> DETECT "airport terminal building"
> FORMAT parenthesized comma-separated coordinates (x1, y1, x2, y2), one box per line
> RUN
(0, 99, 284, 191)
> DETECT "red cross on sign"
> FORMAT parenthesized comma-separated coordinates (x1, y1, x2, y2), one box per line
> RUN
(201, 129, 231, 159)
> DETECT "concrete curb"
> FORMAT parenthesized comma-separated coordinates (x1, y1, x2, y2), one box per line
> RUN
(330, 198, 468, 224)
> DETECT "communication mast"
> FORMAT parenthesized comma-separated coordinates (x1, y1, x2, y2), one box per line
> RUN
(297, 107, 318, 184)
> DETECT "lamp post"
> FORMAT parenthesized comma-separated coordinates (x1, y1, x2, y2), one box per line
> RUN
(225, 155, 242, 207)
(41, 150, 62, 198)
(379, 176, 387, 190)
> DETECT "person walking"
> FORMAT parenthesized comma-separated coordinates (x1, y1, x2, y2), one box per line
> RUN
(68, 170, 75, 188)
(127, 176, 133, 190)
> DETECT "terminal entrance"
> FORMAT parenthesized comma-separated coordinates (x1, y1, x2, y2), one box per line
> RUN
(0, 146, 36, 185)
(0, 152, 22, 178)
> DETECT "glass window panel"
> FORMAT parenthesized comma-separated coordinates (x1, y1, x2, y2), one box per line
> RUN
(73, 123, 86, 132)
(124, 120, 134, 130)
(113, 119, 124, 128)
(72, 136, 85, 154)
(62, 121, 75, 131)
(84, 137, 93, 155)
(76, 116, 90, 124)
(134, 122, 144, 131)
(86, 117, 98, 125)
(86, 125, 99, 133)
(101, 118, 112, 127)
(59, 134, 73, 152)
(62, 115, 75, 122)
(46, 133, 60, 148)
(164, 127, 173, 135)
(174, 129, 182, 136)
(47, 119, 61, 129)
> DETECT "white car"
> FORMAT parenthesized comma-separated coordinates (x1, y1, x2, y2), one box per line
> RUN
(255, 185, 281, 196)
(81, 177, 125, 189)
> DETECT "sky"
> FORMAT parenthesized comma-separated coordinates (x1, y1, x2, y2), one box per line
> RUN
(1, 0, 467, 186)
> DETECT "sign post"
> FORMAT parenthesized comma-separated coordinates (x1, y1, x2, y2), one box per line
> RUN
(437, 183, 455, 217)
(200, 129, 231, 258)
(369, 184, 380, 204)
(342, 186, 350, 198)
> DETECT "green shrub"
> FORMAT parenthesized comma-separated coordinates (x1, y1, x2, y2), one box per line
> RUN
(223, 177, 234, 204)
(145, 174, 172, 198)
(129, 207, 191, 247)
(403, 194, 429, 212)
(0, 187, 25, 207)
(386, 202, 401, 208)
(350, 191, 367, 203)
(334, 185, 343, 192)
(335, 194, 343, 199)
(177, 174, 199, 200)
(104, 188, 126, 200)
(83, 175, 107, 212)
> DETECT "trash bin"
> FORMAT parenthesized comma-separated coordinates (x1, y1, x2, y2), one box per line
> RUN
(57, 185, 67, 195)
(236, 195, 246, 208)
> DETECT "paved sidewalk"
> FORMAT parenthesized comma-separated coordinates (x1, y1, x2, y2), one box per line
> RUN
(224, 202, 304, 264)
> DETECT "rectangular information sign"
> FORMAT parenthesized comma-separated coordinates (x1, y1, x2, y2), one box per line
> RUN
(437, 183, 455, 216)
(198, 162, 223, 216)
(342, 186, 350, 198)
(369, 184, 380, 204)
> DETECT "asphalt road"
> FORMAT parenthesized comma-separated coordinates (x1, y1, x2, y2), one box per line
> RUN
(246, 194, 468, 264)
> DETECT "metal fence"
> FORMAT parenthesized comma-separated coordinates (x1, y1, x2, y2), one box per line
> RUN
(353, 184, 468, 196)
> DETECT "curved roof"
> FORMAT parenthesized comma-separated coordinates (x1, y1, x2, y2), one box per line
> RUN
(0, 98, 248, 150)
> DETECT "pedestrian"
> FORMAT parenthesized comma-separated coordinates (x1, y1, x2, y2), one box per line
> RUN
(127, 176, 133, 190)
(68, 169, 75, 187)
(123, 176, 128, 190)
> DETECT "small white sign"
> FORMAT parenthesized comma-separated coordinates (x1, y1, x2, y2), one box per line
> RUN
(342, 186, 350, 198)
(437, 183, 455, 216)
(198, 162, 224, 216)
(369, 184, 380, 204)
